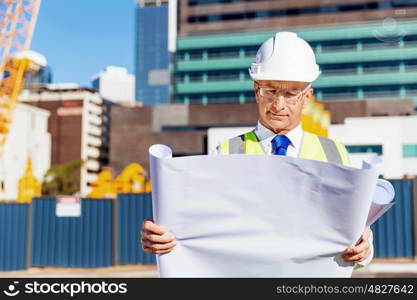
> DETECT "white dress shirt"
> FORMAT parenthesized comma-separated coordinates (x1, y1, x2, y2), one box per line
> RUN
(253, 121, 303, 156)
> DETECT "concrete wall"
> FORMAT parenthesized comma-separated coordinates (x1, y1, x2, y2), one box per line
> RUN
(1, 103, 51, 200)
(323, 99, 413, 124)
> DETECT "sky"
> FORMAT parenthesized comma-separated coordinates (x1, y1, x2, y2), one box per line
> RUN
(31, 0, 136, 87)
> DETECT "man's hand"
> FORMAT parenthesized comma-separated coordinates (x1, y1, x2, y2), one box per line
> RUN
(341, 227, 372, 263)
(141, 219, 177, 254)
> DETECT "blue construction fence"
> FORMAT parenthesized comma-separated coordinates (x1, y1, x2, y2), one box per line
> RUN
(0, 194, 156, 271)
(30, 198, 113, 268)
(116, 193, 156, 265)
(0, 179, 416, 271)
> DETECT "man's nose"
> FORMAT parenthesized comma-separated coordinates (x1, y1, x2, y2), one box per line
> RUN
(272, 96, 285, 109)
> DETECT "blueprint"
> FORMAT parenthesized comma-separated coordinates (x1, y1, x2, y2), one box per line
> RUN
(149, 145, 391, 277)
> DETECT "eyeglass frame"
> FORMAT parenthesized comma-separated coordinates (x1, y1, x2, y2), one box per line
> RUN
(256, 84, 311, 105)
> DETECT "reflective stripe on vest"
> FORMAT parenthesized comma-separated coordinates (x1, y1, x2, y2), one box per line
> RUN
(219, 130, 351, 166)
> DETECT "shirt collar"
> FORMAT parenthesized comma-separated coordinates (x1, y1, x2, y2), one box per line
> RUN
(254, 121, 303, 148)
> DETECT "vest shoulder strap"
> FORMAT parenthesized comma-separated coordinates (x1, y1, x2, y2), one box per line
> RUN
(219, 130, 265, 154)
(299, 132, 327, 162)
(243, 131, 265, 154)
(220, 130, 350, 166)
(317, 135, 343, 165)
(229, 135, 245, 154)
(301, 131, 350, 166)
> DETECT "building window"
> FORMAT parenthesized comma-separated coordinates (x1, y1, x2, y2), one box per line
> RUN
(175, 73, 185, 83)
(243, 45, 258, 57)
(189, 94, 203, 104)
(186, 1, 405, 24)
(206, 92, 240, 103)
(363, 85, 400, 98)
(189, 72, 203, 82)
(403, 144, 417, 157)
(244, 91, 256, 102)
(207, 47, 240, 59)
(362, 60, 399, 71)
(321, 62, 357, 75)
(320, 39, 357, 52)
(346, 145, 383, 155)
(321, 87, 358, 100)
(207, 69, 240, 81)
(188, 50, 203, 60)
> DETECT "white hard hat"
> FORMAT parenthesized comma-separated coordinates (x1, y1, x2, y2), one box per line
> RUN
(249, 31, 320, 83)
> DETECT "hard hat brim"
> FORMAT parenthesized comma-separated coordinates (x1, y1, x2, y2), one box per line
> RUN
(249, 70, 321, 83)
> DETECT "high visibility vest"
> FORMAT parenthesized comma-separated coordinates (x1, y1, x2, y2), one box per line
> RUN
(218, 130, 351, 167)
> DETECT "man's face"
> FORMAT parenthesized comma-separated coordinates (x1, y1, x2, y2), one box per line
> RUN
(254, 80, 313, 134)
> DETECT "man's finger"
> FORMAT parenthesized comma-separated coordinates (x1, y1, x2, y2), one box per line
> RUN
(141, 239, 176, 251)
(344, 239, 370, 256)
(342, 248, 371, 263)
(142, 232, 175, 244)
(142, 220, 166, 235)
(352, 239, 370, 255)
(143, 246, 173, 255)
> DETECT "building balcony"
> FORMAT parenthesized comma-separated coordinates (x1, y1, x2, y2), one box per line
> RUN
(176, 44, 417, 72)
(176, 69, 417, 94)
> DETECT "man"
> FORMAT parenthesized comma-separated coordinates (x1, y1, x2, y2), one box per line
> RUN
(141, 32, 373, 267)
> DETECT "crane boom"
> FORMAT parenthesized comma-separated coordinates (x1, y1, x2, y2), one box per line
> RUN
(0, 0, 41, 147)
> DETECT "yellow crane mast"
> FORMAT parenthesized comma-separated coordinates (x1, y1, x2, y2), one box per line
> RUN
(0, 0, 42, 145)
(0, 0, 42, 201)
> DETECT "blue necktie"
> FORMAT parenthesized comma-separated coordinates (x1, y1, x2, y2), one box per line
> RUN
(271, 135, 291, 156)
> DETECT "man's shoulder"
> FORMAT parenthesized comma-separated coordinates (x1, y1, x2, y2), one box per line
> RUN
(303, 131, 347, 148)
(303, 131, 351, 166)
(213, 130, 255, 155)
(219, 130, 255, 143)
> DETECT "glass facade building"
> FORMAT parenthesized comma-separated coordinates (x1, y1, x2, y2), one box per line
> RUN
(135, 1, 170, 105)
(24, 65, 52, 88)
(174, 19, 417, 107)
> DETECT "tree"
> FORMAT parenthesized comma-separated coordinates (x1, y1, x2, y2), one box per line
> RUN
(41, 159, 84, 196)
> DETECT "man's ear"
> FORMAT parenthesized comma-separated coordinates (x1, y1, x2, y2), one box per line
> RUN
(302, 88, 313, 107)
(305, 87, 314, 100)
(254, 81, 260, 103)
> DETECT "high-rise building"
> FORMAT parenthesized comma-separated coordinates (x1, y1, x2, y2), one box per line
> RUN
(179, 0, 417, 36)
(91, 66, 135, 104)
(25, 65, 52, 88)
(135, 0, 170, 105)
(20, 86, 112, 196)
(174, 1, 417, 107)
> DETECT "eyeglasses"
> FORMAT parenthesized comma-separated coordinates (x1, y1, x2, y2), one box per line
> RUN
(258, 85, 310, 105)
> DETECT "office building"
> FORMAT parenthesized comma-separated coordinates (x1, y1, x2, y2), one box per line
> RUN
(179, 0, 417, 36)
(20, 86, 112, 196)
(175, 18, 417, 106)
(136, 0, 170, 105)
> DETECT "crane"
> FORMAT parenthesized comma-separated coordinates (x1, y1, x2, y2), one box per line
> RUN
(0, 0, 42, 146)
(0, 0, 42, 201)
(88, 163, 152, 199)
